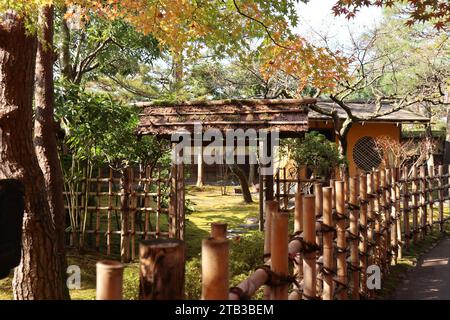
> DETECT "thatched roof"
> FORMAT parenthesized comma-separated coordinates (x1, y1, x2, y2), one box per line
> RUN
(310, 101, 430, 123)
(137, 99, 314, 135)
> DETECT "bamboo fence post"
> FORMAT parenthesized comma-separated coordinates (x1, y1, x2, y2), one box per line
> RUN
(420, 165, 427, 239)
(314, 183, 323, 297)
(366, 172, 375, 298)
(139, 239, 185, 300)
(391, 168, 400, 262)
(96, 260, 124, 300)
(201, 237, 229, 300)
(293, 190, 303, 293)
(270, 202, 289, 300)
(95, 169, 101, 251)
(302, 194, 316, 300)
(359, 173, 368, 298)
(156, 167, 162, 238)
(263, 201, 277, 299)
(330, 178, 336, 209)
(438, 165, 444, 232)
(402, 167, 410, 251)
(335, 180, 348, 300)
(412, 166, 419, 244)
(428, 165, 434, 232)
(381, 169, 391, 271)
(143, 166, 150, 240)
(169, 143, 178, 238)
(120, 167, 131, 263)
(373, 169, 384, 271)
(322, 187, 334, 300)
(211, 222, 228, 240)
(107, 168, 113, 256)
(349, 177, 360, 300)
(130, 168, 136, 260)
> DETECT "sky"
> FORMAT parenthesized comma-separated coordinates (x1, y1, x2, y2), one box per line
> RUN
(294, 0, 384, 50)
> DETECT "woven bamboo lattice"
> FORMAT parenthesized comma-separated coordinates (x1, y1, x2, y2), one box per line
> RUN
(63, 165, 182, 261)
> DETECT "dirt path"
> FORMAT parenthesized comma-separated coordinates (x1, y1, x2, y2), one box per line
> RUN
(393, 237, 450, 300)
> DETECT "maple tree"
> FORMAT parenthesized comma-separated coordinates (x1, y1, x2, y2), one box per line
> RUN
(333, 0, 450, 30)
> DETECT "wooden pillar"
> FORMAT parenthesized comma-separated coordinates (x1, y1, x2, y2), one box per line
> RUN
(335, 180, 347, 300)
(139, 239, 185, 300)
(270, 201, 289, 300)
(120, 167, 131, 263)
(196, 144, 204, 187)
(201, 237, 229, 300)
(349, 177, 359, 300)
(438, 165, 444, 232)
(412, 166, 419, 244)
(322, 187, 334, 300)
(302, 194, 316, 300)
(96, 260, 124, 300)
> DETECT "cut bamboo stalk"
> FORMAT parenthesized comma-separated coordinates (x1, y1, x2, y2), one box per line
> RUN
(96, 260, 124, 300)
(420, 165, 427, 239)
(335, 180, 347, 300)
(380, 169, 389, 271)
(270, 205, 289, 300)
(402, 167, 410, 251)
(107, 168, 113, 256)
(302, 194, 316, 300)
(263, 201, 277, 299)
(366, 172, 375, 271)
(294, 190, 303, 290)
(139, 239, 185, 300)
(359, 173, 368, 297)
(390, 168, 399, 263)
(428, 165, 434, 232)
(211, 222, 228, 240)
(201, 237, 229, 300)
(349, 177, 359, 300)
(438, 165, 444, 232)
(412, 166, 419, 244)
(394, 168, 402, 260)
(322, 187, 334, 300)
(95, 169, 101, 251)
(373, 169, 383, 271)
(314, 183, 323, 297)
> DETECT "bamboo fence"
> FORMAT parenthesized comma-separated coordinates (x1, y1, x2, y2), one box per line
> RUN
(64, 165, 184, 262)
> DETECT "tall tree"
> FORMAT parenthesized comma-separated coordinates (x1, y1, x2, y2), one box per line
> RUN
(0, 10, 66, 299)
(34, 4, 70, 299)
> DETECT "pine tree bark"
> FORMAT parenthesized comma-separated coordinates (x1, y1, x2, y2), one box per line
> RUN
(34, 5, 70, 299)
(0, 12, 65, 299)
(229, 164, 253, 203)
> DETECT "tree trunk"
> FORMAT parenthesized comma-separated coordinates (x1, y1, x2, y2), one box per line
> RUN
(196, 145, 204, 187)
(34, 5, 70, 299)
(443, 102, 450, 165)
(0, 12, 65, 299)
(229, 164, 253, 203)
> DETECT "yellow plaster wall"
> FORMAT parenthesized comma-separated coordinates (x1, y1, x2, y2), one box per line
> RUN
(308, 120, 401, 176)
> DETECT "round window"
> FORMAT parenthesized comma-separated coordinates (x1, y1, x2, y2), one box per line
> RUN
(352, 136, 382, 172)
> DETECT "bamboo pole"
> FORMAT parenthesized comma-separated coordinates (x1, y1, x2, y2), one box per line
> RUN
(366, 172, 375, 298)
(314, 183, 323, 297)
(438, 165, 444, 232)
(428, 165, 434, 232)
(359, 173, 368, 297)
(390, 168, 399, 263)
(156, 167, 162, 238)
(211, 222, 228, 240)
(263, 201, 277, 299)
(380, 169, 390, 271)
(293, 190, 303, 293)
(120, 167, 131, 263)
(302, 194, 316, 300)
(412, 166, 419, 244)
(402, 167, 410, 251)
(270, 205, 289, 300)
(202, 237, 229, 300)
(322, 187, 334, 300)
(373, 169, 383, 270)
(335, 180, 347, 300)
(130, 168, 136, 260)
(95, 169, 101, 251)
(107, 168, 113, 256)
(139, 239, 185, 300)
(349, 177, 359, 300)
(96, 260, 124, 300)
(420, 165, 427, 239)
(144, 166, 150, 240)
